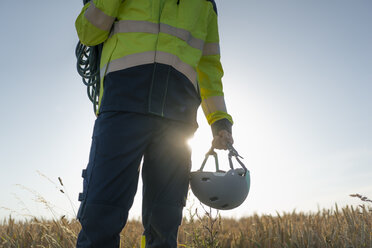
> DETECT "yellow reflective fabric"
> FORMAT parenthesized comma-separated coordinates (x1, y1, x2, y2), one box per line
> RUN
(76, 3, 111, 46)
(141, 235, 146, 248)
(111, 20, 158, 35)
(111, 20, 205, 51)
(76, 0, 122, 46)
(201, 95, 227, 117)
(102, 51, 198, 90)
(85, 2, 116, 31)
(207, 110, 234, 126)
(159, 23, 204, 51)
(105, 51, 155, 75)
(202, 42, 220, 56)
(76, 0, 233, 124)
(196, 7, 232, 125)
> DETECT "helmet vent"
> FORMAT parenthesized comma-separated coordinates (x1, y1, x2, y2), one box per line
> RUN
(202, 177, 210, 182)
(221, 204, 229, 208)
(210, 196, 218, 201)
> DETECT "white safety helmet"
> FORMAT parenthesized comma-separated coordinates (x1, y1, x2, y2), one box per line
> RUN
(190, 145, 250, 210)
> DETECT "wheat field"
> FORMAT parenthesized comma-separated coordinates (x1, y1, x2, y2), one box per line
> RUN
(1, 201, 371, 248)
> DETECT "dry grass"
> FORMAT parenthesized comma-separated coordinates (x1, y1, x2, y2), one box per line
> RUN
(1, 202, 371, 248)
(1, 175, 371, 247)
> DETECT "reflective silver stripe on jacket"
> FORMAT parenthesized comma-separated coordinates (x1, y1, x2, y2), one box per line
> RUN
(160, 23, 204, 51)
(85, 2, 115, 31)
(202, 43, 220, 56)
(100, 51, 198, 90)
(202, 95, 227, 115)
(111, 20, 205, 51)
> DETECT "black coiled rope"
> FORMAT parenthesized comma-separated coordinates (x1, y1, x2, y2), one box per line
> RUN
(75, 0, 103, 114)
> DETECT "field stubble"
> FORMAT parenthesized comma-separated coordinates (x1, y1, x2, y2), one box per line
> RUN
(1, 202, 371, 248)
(1, 175, 371, 247)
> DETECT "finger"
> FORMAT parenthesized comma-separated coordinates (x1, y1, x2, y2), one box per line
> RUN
(218, 130, 229, 138)
(227, 135, 234, 145)
(218, 130, 234, 146)
(212, 138, 223, 149)
(212, 137, 227, 150)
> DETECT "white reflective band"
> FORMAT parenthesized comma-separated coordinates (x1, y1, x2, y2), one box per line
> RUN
(202, 95, 227, 115)
(202, 43, 220, 56)
(112, 20, 158, 35)
(106, 51, 156, 74)
(85, 2, 115, 31)
(112, 20, 205, 51)
(155, 51, 198, 90)
(102, 51, 198, 90)
(159, 23, 204, 51)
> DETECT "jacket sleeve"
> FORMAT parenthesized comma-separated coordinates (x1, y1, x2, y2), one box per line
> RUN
(197, 1, 233, 133)
(75, 0, 121, 46)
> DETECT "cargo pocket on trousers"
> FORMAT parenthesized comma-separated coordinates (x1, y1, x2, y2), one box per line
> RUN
(77, 138, 98, 220)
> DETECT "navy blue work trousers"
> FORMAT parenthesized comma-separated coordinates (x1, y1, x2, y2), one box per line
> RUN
(76, 112, 196, 248)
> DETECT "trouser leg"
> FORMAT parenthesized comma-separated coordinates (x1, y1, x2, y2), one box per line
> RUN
(141, 118, 196, 248)
(76, 112, 153, 248)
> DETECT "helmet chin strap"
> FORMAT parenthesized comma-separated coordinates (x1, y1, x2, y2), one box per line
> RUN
(227, 144, 248, 176)
(198, 144, 248, 175)
(199, 148, 219, 172)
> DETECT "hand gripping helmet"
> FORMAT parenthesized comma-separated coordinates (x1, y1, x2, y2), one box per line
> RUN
(190, 144, 250, 210)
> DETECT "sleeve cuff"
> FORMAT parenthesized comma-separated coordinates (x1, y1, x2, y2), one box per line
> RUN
(211, 118, 232, 137)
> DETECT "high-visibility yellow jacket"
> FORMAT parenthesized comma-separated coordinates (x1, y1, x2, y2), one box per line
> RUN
(76, 0, 233, 133)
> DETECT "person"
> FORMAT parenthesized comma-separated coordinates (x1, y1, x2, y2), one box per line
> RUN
(75, 0, 234, 247)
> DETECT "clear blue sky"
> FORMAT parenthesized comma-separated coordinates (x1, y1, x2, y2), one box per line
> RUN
(0, 0, 371, 220)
